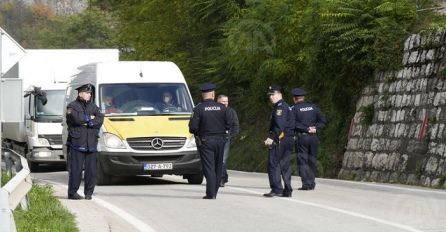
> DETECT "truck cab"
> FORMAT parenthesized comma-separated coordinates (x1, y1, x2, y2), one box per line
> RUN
(22, 84, 66, 171)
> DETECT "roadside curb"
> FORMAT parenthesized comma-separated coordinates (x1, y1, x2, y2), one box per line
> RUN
(34, 180, 137, 232)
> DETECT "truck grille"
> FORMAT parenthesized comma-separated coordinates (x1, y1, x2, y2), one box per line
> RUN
(39, 135, 63, 145)
(127, 137, 186, 151)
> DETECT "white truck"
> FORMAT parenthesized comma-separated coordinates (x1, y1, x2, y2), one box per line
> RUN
(2, 49, 119, 172)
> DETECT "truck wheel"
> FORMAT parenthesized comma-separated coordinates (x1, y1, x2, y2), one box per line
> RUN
(96, 160, 112, 186)
(30, 162, 39, 172)
(187, 171, 203, 184)
(25, 148, 39, 172)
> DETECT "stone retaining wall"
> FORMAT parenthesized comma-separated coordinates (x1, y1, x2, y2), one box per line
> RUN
(340, 32, 446, 187)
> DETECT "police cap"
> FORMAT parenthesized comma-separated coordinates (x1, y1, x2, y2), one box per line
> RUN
(267, 85, 283, 95)
(199, 83, 216, 93)
(75, 83, 93, 92)
(291, 88, 306, 96)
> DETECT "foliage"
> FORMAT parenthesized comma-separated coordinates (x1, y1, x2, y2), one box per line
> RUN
(347, 172, 356, 180)
(0, 2, 119, 49)
(415, 163, 423, 180)
(359, 103, 375, 125)
(1, 173, 78, 231)
(321, 0, 414, 67)
(428, 114, 436, 124)
(2, 0, 444, 178)
(15, 184, 78, 231)
(437, 175, 445, 189)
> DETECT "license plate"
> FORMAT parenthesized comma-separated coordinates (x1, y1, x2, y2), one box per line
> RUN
(144, 163, 173, 170)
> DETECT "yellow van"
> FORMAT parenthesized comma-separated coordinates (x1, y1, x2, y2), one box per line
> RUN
(62, 61, 202, 185)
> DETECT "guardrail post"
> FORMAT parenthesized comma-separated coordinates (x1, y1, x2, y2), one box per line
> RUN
(5, 151, 12, 177)
(14, 160, 22, 173)
(13, 160, 29, 211)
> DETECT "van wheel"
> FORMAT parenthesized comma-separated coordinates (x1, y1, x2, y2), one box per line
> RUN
(187, 171, 203, 184)
(96, 160, 112, 186)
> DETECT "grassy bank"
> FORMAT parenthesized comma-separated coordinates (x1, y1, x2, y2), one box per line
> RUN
(1, 172, 78, 231)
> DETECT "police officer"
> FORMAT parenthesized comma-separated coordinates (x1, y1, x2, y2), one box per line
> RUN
(66, 83, 104, 200)
(189, 83, 231, 199)
(264, 85, 294, 197)
(291, 88, 326, 190)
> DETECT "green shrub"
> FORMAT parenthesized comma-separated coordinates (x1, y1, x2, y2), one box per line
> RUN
(359, 103, 375, 125)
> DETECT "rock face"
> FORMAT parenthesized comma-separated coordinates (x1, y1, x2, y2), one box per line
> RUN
(7, 0, 87, 16)
(341, 32, 446, 187)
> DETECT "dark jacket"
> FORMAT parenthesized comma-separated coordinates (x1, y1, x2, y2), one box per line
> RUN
(66, 96, 104, 152)
(227, 107, 239, 138)
(189, 99, 231, 138)
(269, 99, 294, 140)
(292, 101, 326, 133)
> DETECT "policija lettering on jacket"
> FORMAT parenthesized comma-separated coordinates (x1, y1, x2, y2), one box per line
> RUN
(188, 83, 231, 200)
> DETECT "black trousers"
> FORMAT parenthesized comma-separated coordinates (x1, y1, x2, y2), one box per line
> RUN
(68, 149, 97, 195)
(267, 136, 294, 195)
(199, 137, 224, 197)
(296, 135, 319, 189)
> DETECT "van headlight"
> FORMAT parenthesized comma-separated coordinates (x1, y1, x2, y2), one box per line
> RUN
(187, 138, 196, 148)
(38, 138, 50, 146)
(103, 133, 125, 149)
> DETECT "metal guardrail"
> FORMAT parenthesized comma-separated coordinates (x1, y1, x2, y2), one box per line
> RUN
(0, 148, 33, 232)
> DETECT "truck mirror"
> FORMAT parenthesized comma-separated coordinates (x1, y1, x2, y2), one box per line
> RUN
(34, 87, 48, 106)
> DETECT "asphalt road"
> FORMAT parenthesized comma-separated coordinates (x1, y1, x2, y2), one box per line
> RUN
(31, 165, 446, 232)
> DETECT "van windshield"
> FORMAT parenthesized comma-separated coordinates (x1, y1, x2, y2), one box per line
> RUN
(99, 83, 194, 116)
(36, 90, 65, 118)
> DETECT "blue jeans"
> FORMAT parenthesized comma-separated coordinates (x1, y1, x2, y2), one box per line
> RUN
(221, 139, 231, 182)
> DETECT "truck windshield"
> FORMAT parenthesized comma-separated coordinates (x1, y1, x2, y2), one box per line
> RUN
(36, 90, 65, 118)
(99, 83, 194, 116)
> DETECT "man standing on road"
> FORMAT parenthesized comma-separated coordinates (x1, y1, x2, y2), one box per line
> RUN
(189, 84, 231, 199)
(217, 95, 239, 187)
(66, 84, 104, 200)
(264, 85, 294, 198)
(291, 88, 326, 191)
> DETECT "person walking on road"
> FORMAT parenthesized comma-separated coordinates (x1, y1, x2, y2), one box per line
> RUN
(66, 83, 104, 200)
(263, 85, 294, 198)
(217, 95, 239, 187)
(189, 84, 231, 199)
(291, 88, 326, 190)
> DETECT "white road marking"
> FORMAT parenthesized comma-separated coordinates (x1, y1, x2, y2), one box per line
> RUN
(41, 180, 157, 232)
(320, 178, 446, 195)
(227, 186, 424, 232)
(230, 170, 446, 195)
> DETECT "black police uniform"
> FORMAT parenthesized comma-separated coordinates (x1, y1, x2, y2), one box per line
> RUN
(265, 86, 294, 197)
(291, 88, 326, 190)
(66, 84, 104, 198)
(189, 84, 231, 199)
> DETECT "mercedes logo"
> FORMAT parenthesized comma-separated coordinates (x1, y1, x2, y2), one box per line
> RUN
(151, 138, 164, 150)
